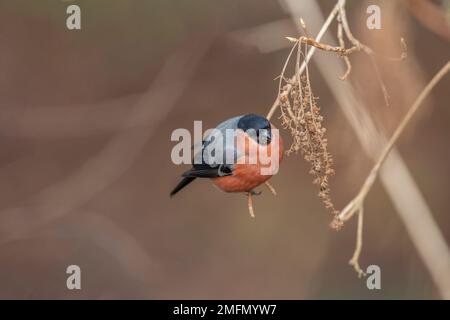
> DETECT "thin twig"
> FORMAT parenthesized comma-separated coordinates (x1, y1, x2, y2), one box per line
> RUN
(337, 0, 407, 106)
(267, 2, 341, 120)
(247, 192, 255, 218)
(265, 181, 277, 195)
(349, 206, 365, 277)
(338, 61, 450, 224)
(287, 36, 358, 56)
(270, 0, 406, 118)
(337, 61, 450, 278)
(337, 17, 352, 80)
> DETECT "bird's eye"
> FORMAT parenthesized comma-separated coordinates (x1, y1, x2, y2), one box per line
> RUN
(257, 128, 271, 145)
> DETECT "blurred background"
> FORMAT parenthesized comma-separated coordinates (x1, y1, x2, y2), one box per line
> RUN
(0, 0, 449, 299)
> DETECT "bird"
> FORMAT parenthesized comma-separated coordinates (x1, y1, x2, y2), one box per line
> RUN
(170, 114, 284, 217)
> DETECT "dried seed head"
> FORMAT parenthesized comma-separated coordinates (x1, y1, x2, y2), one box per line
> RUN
(279, 74, 338, 222)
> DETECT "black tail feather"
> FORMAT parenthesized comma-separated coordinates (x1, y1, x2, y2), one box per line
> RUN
(170, 177, 196, 197)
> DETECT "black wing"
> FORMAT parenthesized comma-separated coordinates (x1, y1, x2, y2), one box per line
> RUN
(170, 164, 233, 197)
(182, 163, 233, 178)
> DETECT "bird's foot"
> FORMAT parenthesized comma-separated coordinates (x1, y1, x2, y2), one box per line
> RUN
(250, 190, 262, 196)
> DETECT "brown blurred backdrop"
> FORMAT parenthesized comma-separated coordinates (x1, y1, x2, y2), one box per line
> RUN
(0, 0, 449, 299)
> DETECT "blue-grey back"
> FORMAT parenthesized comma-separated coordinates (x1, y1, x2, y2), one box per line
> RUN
(193, 115, 244, 166)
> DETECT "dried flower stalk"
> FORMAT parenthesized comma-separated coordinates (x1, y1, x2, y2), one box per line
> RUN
(279, 65, 339, 223)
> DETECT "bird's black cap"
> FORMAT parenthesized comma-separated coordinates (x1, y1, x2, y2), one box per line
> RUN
(237, 114, 270, 131)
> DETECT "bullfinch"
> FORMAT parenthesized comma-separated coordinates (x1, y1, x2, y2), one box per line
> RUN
(170, 114, 283, 216)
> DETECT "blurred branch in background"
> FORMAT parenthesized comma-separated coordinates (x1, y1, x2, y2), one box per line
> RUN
(46, 212, 162, 297)
(229, 18, 295, 53)
(280, 0, 450, 298)
(0, 35, 214, 243)
(0, 93, 141, 139)
(404, 0, 450, 42)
